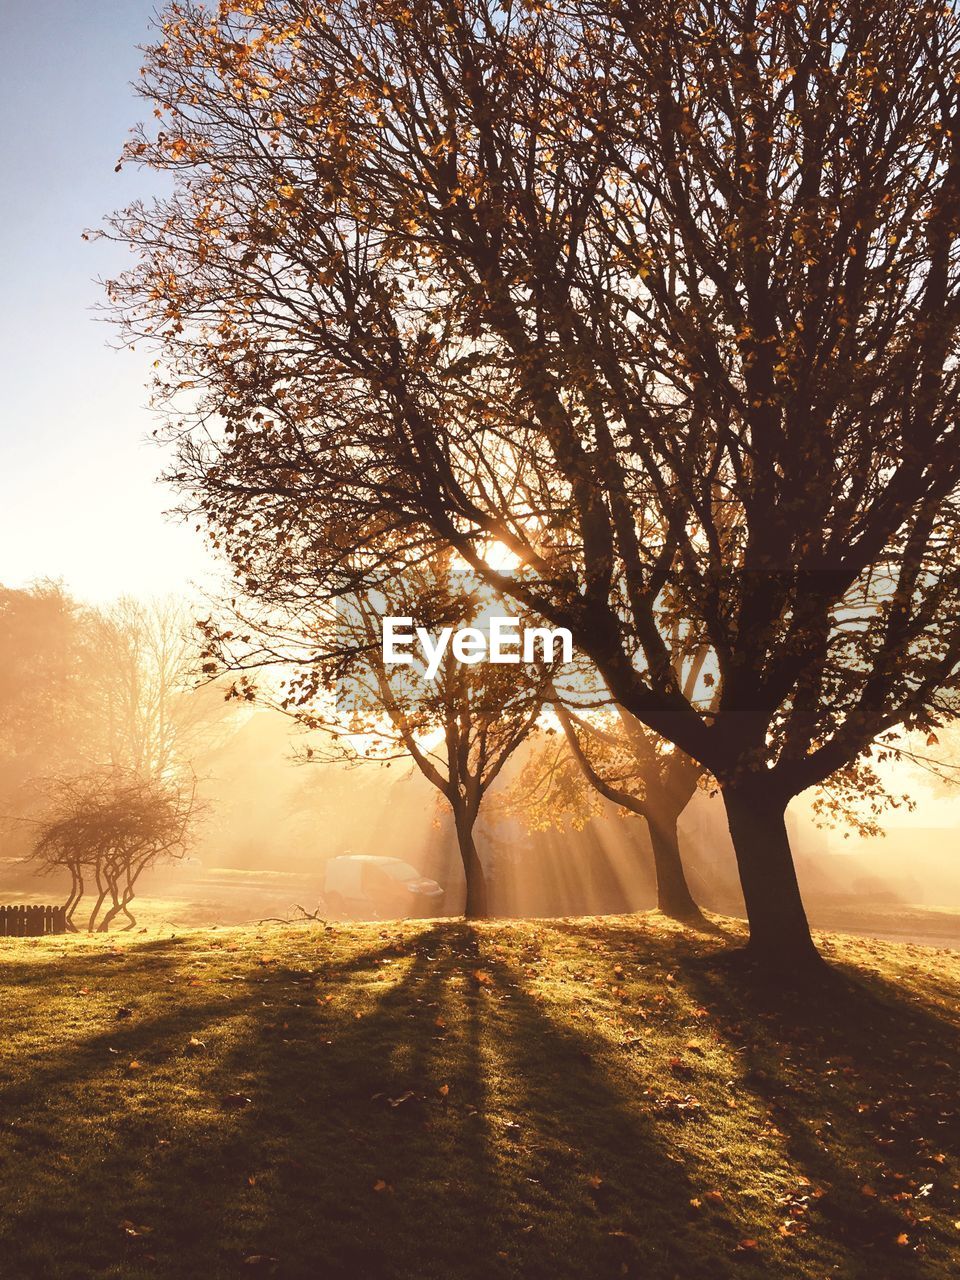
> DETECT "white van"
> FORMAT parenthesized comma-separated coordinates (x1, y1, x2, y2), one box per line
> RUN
(323, 855, 445, 920)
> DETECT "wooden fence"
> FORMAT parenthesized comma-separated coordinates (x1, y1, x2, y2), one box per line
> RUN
(0, 905, 67, 937)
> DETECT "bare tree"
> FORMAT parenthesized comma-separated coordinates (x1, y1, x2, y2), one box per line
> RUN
(32, 771, 197, 931)
(88, 597, 232, 777)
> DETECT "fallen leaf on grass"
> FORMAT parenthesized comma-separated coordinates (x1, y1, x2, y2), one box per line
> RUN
(778, 1221, 805, 1238)
(221, 1093, 252, 1110)
(388, 1091, 416, 1108)
(372, 1179, 393, 1193)
(657, 1092, 703, 1119)
(120, 1220, 152, 1238)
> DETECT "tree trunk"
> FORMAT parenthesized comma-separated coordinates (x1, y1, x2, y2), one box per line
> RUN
(98, 898, 121, 931)
(453, 807, 488, 919)
(646, 809, 707, 925)
(722, 783, 823, 971)
(87, 879, 109, 932)
(64, 866, 82, 932)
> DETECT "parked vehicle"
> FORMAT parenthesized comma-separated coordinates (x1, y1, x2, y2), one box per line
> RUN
(323, 855, 445, 920)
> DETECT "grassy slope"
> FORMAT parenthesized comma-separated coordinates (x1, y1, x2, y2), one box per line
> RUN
(0, 915, 958, 1280)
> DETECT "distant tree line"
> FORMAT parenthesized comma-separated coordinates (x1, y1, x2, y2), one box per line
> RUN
(0, 586, 225, 929)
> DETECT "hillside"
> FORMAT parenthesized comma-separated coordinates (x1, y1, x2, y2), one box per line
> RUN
(0, 915, 957, 1279)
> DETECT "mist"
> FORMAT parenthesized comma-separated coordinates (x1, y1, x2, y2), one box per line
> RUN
(2, 580, 956, 949)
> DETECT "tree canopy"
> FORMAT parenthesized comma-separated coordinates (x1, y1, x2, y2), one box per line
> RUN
(102, 0, 960, 967)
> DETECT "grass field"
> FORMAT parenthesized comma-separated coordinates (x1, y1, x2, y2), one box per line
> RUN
(0, 913, 958, 1279)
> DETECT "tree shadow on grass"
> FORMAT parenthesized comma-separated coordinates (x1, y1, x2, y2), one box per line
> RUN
(4, 922, 957, 1279)
(677, 943, 960, 1277)
(0, 924, 754, 1280)
(0, 932, 413, 1279)
(533, 916, 960, 1277)
(190, 922, 773, 1280)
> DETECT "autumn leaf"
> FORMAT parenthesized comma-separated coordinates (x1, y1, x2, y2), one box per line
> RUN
(120, 1220, 152, 1238)
(221, 1092, 252, 1109)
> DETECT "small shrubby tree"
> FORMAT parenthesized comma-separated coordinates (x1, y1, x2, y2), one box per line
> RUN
(32, 771, 197, 931)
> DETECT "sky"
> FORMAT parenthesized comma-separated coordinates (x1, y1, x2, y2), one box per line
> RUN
(0, 0, 217, 602)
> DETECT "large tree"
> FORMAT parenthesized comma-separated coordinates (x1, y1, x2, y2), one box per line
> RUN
(104, 0, 960, 969)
